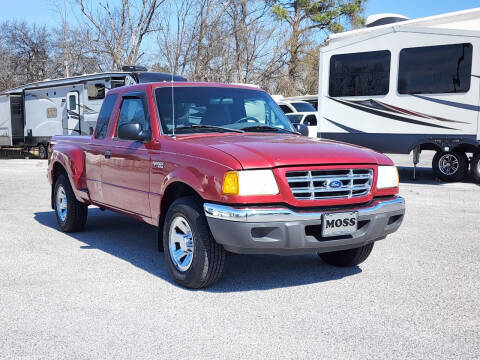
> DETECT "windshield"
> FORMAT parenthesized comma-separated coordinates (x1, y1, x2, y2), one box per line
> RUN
(291, 102, 316, 112)
(155, 86, 295, 134)
(286, 114, 303, 124)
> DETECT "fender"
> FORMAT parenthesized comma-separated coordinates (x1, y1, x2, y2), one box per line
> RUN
(410, 136, 480, 153)
(48, 139, 90, 204)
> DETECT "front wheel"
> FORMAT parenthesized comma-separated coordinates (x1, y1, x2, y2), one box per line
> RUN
(319, 243, 374, 267)
(472, 152, 480, 183)
(163, 196, 226, 289)
(432, 150, 468, 182)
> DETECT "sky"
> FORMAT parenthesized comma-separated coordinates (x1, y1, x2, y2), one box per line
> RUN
(0, 0, 479, 26)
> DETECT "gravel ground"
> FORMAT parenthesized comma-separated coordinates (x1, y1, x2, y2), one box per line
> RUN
(0, 153, 479, 359)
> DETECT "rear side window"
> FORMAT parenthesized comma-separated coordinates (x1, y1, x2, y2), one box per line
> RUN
(329, 50, 391, 97)
(94, 94, 117, 139)
(291, 102, 316, 112)
(398, 43, 472, 94)
(279, 105, 292, 114)
(115, 97, 150, 138)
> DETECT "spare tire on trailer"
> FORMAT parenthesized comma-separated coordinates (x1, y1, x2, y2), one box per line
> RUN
(472, 152, 480, 183)
(432, 150, 468, 182)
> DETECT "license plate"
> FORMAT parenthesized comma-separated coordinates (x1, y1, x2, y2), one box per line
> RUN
(322, 212, 358, 237)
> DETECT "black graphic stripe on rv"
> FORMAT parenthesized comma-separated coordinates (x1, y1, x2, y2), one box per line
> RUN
(411, 94, 480, 112)
(328, 97, 459, 130)
(323, 117, 365, 133)
(350, 99, 469, 124)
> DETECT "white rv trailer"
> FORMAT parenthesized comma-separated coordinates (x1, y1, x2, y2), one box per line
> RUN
(318, 8, 480, 182)
(0, 68, 186, 158)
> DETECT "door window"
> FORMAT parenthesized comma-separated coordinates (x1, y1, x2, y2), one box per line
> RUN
(115, 97, 150, 139)
(303, 114, 317, 126)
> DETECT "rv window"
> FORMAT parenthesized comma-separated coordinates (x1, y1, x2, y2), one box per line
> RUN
(88, 84, 106, 100)
(68, 95, 77, 111)
(94, 94, 118, 139)
(398, 43, 472, 94)
(329, 50, 391, 97)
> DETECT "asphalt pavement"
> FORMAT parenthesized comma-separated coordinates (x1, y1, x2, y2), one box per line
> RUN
(0, 152, 479, 359)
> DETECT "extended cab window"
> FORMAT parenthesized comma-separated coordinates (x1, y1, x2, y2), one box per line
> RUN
(94, 94, 117, 139)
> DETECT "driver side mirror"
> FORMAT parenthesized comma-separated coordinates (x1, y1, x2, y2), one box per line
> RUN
(292, 123, 309, 136)
(118, 122, 150, 141)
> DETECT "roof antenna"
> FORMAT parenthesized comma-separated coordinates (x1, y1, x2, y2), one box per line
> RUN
(170, 64, 175, 137)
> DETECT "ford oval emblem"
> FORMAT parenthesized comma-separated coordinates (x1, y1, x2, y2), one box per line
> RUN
(328, 180, 342, 189)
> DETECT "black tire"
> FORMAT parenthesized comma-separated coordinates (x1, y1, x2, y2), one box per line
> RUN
(432, 150, 468, 182)
(163, 196, 225, 289)
(472, 152, 480, 183)
(319, 243, 374, 267)
(38, 143, 48, 159)
(54, 174, 88, 232)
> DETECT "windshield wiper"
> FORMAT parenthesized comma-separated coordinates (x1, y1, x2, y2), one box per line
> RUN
(174, 125, 244, 133)
(242, 125, 298, 135)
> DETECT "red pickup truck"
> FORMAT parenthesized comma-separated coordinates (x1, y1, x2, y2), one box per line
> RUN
(47, 82, 405, 288)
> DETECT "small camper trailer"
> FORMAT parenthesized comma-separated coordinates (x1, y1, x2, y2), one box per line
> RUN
(0, 68, 186, 158)
(318, 8, 480, 181)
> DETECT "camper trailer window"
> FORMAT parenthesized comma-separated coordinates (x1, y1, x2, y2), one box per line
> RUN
(68, 95, 77, 111)
(94, 94, 118, 139)
(329, 50, 390, 97)
(398, 43, 472, 94)
(88, 84, 106, 100)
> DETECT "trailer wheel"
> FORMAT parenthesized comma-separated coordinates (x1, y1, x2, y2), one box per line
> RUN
(472, 152, 480, 183)
(432, 150, 468, 182)
(38, 143, 47, 159)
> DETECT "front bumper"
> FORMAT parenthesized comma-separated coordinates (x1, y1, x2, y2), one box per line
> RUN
(204, 196, 405, 255)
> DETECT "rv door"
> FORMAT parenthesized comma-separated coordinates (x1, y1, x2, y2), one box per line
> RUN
(66, 91, 81, 134)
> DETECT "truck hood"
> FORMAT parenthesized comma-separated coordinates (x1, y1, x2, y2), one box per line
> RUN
(178, 133, 392, 169)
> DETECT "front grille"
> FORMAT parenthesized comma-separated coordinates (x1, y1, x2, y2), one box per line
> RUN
(285, 168, 373, 200)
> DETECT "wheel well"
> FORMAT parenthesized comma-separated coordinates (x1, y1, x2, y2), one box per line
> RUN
(159, 182, 201, 225)
(51, 162, 68, 209)
(157, 182, 203, 246)
(417, 142, 479, 155)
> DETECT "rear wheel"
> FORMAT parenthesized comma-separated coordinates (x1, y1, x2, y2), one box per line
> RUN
(318, 243, 374, 267)
(54, 174, 88, 232)
(432, 150, 468, 182)
(163, 196, 225, 289)
(472, 152, 480, 183)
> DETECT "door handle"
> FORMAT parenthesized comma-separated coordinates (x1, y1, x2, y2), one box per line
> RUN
(104, 150, 111, 159)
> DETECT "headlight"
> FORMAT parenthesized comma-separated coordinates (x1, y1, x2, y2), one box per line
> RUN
(377, 166, 399, 189)
(222, 170, 279, 195)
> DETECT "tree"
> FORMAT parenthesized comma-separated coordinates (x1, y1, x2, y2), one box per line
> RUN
(0, 21, 52, 87)
(270, 0, 366, 95)
(74, 0, 165, 70)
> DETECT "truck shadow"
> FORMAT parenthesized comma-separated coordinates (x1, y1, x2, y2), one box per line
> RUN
(34, 208, 361, 292)
(397, 165, 478, 185)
